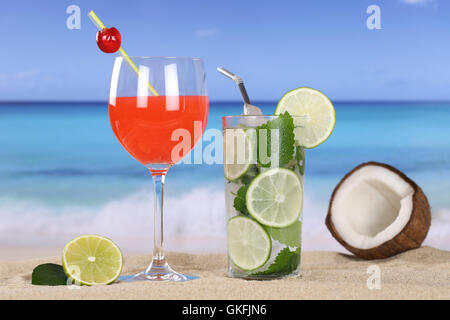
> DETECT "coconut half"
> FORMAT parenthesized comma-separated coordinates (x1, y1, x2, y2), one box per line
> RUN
(326, 162, 431, 260)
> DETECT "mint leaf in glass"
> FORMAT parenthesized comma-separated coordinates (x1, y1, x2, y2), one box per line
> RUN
(256, 112, 295, 168)
(251, 247, 301, 276)
(233, 165, 259, 216)
(233, 185, 249, 216)
(265, 221, 302, 248)
(239, 165, 259, 185)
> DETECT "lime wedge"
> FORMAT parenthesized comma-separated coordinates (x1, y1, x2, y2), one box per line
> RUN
(227, 216, 271, 271)
(246, 168, 302, 227)
(62, 235, 123, 286)
(224, 128, 256, 181)
(275, 87, 335, 148)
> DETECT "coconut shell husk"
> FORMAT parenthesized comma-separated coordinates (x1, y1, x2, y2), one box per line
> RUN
(326, 161, 431, 260)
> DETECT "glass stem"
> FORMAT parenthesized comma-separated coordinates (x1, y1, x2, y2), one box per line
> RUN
(146, 167, 170, 274)
(153, 173, 165, 264)
(137, 166, 190, 281)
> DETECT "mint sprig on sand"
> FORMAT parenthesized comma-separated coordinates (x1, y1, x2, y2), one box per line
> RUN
(32, 263, 68, 286)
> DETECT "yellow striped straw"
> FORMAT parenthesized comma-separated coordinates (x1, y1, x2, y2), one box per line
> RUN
(88, 10, 159, 96)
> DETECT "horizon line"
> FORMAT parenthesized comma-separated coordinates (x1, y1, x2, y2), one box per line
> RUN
(1, 100, 450, 105)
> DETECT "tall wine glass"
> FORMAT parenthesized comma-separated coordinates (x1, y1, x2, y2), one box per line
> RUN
(108, 57, 208, 281)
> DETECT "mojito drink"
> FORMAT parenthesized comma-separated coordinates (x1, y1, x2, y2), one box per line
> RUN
(223, 113, 305, 279)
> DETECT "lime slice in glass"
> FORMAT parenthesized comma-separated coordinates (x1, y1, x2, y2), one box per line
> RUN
(246, 168, 302, 227)
(275, 87, 335, 148)
(227, 216, 271, 271)
(62, 235, 123, 286)
(224, 128, 256, 181)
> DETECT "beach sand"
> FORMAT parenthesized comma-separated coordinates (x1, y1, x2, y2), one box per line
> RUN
(0, 246, 448, 300)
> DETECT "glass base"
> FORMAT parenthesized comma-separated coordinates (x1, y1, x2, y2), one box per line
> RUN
(118, 260, 199, 282)
(227, 270, 300, 280)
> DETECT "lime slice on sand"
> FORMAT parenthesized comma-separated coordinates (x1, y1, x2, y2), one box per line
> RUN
(275, 87, 335, 148)
(227, 216, 271, 271)
(246, 168, 302, 228)
(224, 129, 256, 181)
(62, 235, 123, 286)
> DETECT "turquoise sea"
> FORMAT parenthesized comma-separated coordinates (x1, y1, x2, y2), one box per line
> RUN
(0, 102, 449, 252)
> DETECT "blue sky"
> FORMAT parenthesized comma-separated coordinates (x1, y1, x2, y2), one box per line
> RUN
(0, 0, 449, 101)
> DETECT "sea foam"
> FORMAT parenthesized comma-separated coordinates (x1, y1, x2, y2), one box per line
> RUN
(0, 187, 448, 253)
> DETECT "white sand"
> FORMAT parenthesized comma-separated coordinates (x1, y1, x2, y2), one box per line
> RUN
(0, 246, 448, 299)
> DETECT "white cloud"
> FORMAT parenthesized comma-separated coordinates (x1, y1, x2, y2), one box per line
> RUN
(0, 68, 41, 89)
(0, 68, 40, 81)
(13, 68, 40, 80)
(194, 28, 218, 38)
(399, 0, 437, 6)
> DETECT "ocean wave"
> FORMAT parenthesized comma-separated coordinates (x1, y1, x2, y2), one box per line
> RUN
(7, 163, 223, 179)
(0, 187, 226, 251)
(9, 167, 143, 178)
(0, 188, 448, 253)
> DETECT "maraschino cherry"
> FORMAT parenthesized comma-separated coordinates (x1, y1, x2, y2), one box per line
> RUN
(96, 27, 121, 53)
